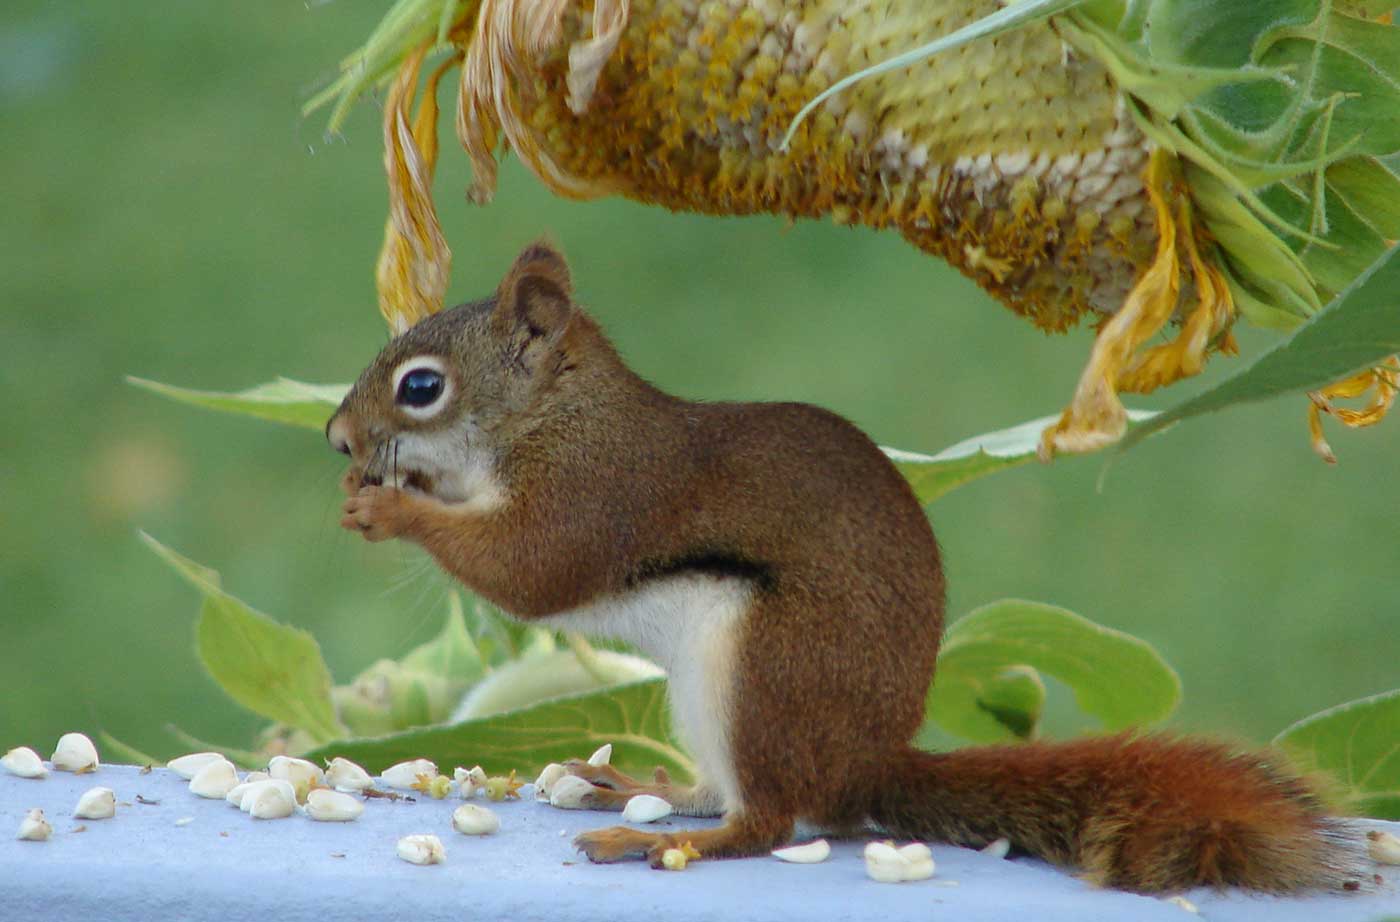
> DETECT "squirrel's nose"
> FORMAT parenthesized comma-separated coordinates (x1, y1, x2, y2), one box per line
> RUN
(326, 415, 353, 456)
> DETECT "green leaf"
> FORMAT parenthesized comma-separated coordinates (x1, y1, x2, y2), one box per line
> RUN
(886, 410, 1156, 506)
(926, 662, 1047, 743)
(1273, 688, 1400, 820)
(127, 376, 347, 431)
(304, 678, 694, 781)
(98, 732, 160, 768)
(399, 593, 487, 685)
(141, 533, 347, 745)
(452, 649, 664, 721)
(1121, 244, 1400, 449)
(927, 600, 1180, 741)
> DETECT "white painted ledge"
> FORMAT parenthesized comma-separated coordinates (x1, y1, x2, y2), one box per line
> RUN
(3, 765, 1397, 921)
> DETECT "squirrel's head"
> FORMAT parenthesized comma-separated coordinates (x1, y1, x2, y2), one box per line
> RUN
(327, 241, 582, 503)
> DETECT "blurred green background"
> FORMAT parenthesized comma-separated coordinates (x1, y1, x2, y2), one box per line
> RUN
(2, 1, 1396, 759)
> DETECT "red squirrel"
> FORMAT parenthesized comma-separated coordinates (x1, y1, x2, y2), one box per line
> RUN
(328, 242, 1357, 892)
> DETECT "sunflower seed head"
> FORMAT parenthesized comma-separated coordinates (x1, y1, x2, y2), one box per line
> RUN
(73, 787, 117, 820)
(51, 733, 100, 774)
(2, 747, 48, 779)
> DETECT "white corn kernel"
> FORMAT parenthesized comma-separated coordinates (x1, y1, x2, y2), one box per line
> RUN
(16, 808, 52, 841)
(622, 794, 673, 823)
(1167, 895, 1199, 914)
(532, 762, 567, 800)
(380, 758, 437, 790)
(1369, 830, 1400, 865)
(587, 744, 613, 767)
(166, 752, 225, 780)
(2, 747, 48, 779)
(981, 838, 1011, 859)
(188, 758, 239, 799)
(548, 774, 596, 809)
(325, 757, 373, 792)
(51, 733, 99, 774)
(397, 834, 446, 865)
(452, 803, 500, 835)
(73, 786, 116, 820)
(246, 781, 296, 819)
(772, 839, 831, 863)
(305, 788, 364, 822)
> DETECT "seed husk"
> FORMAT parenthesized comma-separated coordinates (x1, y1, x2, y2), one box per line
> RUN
(325, 757, 374, 793)
(16, 808, 52, 841)
(1, 746, 48, 779)
(621, 794, 673, 824)
(587, 744, 612, 767)
(188, 758, 240, 799)
(73, 787, 117, 820)
(397, 833, 446, 865)
(50, 733, 100, 774)
(451, 803, 500, 836)
(305, 788, 365, 822)
(772, 839, 831, 864)
(166, 752, 225, 780)
(381, 758, 437, 790)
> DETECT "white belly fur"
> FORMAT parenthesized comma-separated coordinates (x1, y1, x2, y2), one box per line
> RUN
(541, 574, 751, 813)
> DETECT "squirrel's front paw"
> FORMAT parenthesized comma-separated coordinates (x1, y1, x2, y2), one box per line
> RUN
(341, 485, 411, 542)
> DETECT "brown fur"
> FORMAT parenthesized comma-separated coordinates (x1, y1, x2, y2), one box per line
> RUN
(330, 243, 1355, 892)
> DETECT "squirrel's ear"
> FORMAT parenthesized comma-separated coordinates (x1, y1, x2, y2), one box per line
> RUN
(492, 241, 574, 347)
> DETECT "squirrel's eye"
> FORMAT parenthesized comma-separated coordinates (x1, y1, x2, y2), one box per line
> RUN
(397, 369, 445, 408)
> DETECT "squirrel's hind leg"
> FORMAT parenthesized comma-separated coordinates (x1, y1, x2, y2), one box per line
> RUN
(574, 811, 793, 867)
(560, 761, 724, 817)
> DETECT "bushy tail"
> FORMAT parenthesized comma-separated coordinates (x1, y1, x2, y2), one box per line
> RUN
(867, 734, 1363, 893)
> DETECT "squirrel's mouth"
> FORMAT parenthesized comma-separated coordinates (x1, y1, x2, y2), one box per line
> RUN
(360, 467, 435, 496)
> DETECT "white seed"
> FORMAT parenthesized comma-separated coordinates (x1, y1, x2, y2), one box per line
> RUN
(325, 757, 373, 793)
(73, 786, 116, 820)
(50, 733, 99, 774)
(188, 758, 239, 799)
(454, 765, 488, 798)
(898, 842, 936, 881)
(533, 763, 567, 801)
(772, 839, 831, 863)
(305, 788, 364, 822)
(864, 841, 907, 883)
(380, 758, 437, 790)
(166, 752, 225, 780)
(622, 794, 673, 824)
(1166, 895, 1199, 914)
(2, 747, 48, 779)
(660, 847, 690, 870)
(865, 841, 935, 883)
(16, 808, 52, 841)
(1369, 830, 1400, 865)
(246, 781, 296, 819)
(236, 779, 296, 813)
(243, 770, 270, 784)
(587, 744, 613, 767)
(397, 834, 446, 865)
(451, 803, 500, 836)
(549, 774, 596, 809)
(174, 816, 195, 827)
(981, 838, 1011, 859)
(269, 755, 324, 800)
